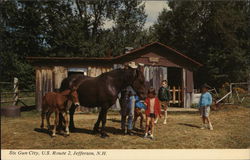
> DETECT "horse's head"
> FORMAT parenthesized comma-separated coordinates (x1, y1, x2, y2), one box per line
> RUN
(69, 86, 80, 107)
(127, 66, 147, 100)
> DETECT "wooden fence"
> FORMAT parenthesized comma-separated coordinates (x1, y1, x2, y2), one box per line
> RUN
(0, 78, 35, 107)
(169, 86, 182, 106)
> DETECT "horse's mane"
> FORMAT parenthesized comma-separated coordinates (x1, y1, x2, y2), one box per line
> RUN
(98, 68, 125, 78)
(60, 89, 71, 96)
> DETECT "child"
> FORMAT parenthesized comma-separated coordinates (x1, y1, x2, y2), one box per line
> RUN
(144, 88, 161, 139)
(199, 83, 213, 130)
(157, 80, 171, 124)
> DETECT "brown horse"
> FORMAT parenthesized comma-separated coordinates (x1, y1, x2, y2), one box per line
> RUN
(41, 87, 80, 137)
(59, 67, 147, 138)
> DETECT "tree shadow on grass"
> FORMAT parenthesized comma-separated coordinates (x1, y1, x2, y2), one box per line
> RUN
(178, 123, 200, 128)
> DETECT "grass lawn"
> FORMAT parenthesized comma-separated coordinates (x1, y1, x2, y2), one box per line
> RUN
(1, 105, 250, 149)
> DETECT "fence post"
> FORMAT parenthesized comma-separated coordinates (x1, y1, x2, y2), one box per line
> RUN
(173, 86, 176, 104)
(13, 77, 19, 105)
(0, 84, 1, 108)
(178, 86, 181, 106)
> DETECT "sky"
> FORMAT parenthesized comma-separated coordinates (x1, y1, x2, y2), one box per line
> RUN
(143, 1, 170, 28)
(103, 1, 170, 29)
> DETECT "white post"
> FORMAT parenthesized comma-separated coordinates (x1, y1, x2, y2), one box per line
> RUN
(248, 73, 250, 92)
(0, 84, 1, 108)
(13, 77, 18, 105)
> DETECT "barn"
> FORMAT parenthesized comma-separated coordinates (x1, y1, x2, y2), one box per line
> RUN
(27, 42, 202, 111)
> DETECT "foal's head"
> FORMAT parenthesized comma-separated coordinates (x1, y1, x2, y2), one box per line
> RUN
(69, 87, 80, 107)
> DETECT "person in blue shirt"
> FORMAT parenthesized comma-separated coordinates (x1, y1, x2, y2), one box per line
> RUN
(120, 86, 136, 135)
(199, 84, 213, 130)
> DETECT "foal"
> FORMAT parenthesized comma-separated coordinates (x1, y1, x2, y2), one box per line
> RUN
(40, 87, 80, 137)
(133, 107, 144, 129)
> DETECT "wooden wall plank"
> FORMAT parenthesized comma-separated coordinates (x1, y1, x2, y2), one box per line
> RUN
(182, 68, 186, 108)
(53, 66, 67, 90)
(186, 70, 194, 93)
(35, 68, 42, 111)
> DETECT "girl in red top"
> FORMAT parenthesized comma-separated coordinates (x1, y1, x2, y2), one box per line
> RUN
(144, 88, 161, 139)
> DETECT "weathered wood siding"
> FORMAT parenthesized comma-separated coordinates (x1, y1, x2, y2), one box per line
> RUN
(143, 65, 168, 92)
(87, 66, 112, 77)
(186, 70, 194, 93)
(36, 67, 53, 111)
(182, 69, 194, 108)
(53, 66, 68, 89)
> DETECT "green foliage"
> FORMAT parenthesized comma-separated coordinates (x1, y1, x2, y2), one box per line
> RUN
(0, 0, 147, 89)
(154, 0, 250, 88)
(1, 0, 249, 90)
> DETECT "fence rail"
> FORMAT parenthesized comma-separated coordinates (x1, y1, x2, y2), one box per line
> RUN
(0, 78, 35, 107)
(169, 86, 182, 106)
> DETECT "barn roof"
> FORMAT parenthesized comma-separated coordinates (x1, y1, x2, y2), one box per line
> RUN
(27, 41, 202, 68)
(114, 42, 202, 67)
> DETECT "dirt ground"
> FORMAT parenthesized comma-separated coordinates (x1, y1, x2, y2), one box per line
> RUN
(1, 105, 250, 149)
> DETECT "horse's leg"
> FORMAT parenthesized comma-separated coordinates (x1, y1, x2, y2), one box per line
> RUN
(52, 111, 59, 137)
(58, 113, 65, 130)
(40, 111, 46, 129)
(100, 108, 109, 138)
(93, 108, 103, 134)
(46, 111, 52, 130)
(64, 111, 70, 136)
(69, 104, 77, 131)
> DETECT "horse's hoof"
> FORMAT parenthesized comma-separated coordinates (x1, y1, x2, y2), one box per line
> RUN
(100, 133, 109, 138)
(40, 126, 45, 130)
(69, 127, 76, 132)
(92, 127, 100, 134)
(100, 135, 106, 138)
(92, 129, 99, 135)
(51, 134, 56, 138)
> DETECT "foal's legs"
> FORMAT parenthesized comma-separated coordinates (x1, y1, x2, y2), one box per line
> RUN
(58, 113, 65, 130)
(64, 111, 70, 135)
(133, 113, 138, 129)
(46, 111, 52, 130)
(40, 111, 46, 129)
(139, 113, 144, 129)
(52, 111, 59, 137)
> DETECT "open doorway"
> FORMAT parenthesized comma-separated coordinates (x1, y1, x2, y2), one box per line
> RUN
(68, 68, 87, 77)
(168, 67, 182, 87)
(168, 67, 182, 107)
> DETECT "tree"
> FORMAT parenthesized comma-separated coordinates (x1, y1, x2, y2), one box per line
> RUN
(154, 0, 250, 88)
(0, 0, 148, 89)
(110, 0, 147, 56)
